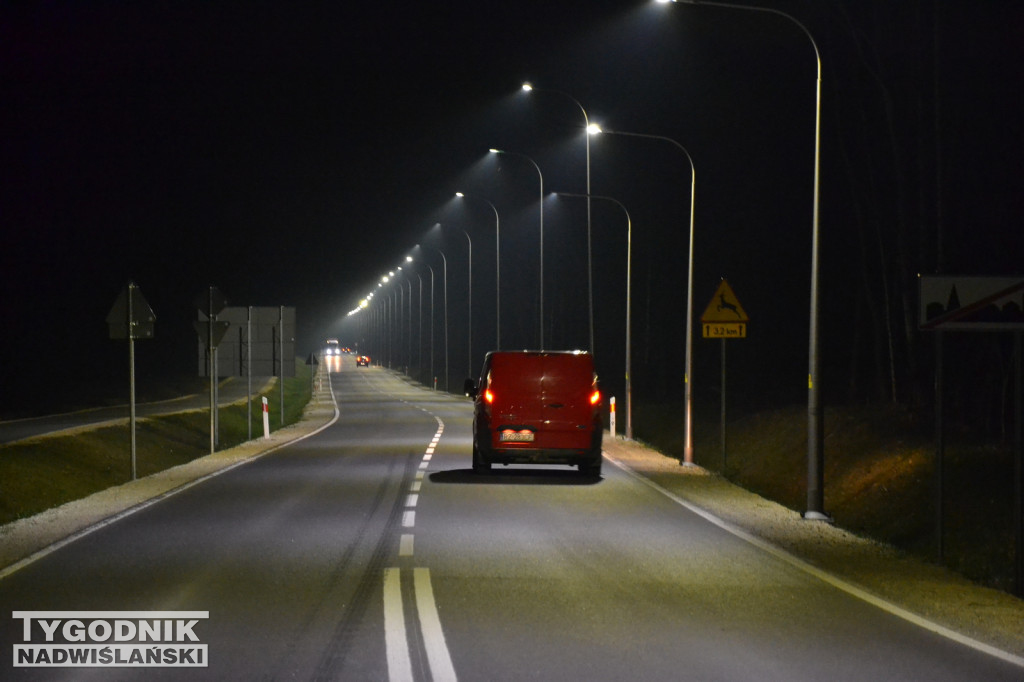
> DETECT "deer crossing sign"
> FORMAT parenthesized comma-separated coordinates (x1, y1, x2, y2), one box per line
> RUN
(701, 280, 749, 339)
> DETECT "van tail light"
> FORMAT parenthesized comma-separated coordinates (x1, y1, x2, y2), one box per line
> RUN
(589, 390, 601, 406)
(484, 389, 495, 404)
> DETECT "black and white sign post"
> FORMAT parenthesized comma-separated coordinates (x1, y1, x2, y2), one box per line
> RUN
(106, 282, 155, 481)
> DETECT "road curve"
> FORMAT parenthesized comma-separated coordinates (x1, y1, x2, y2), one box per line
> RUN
(1, 360, 1022, 680)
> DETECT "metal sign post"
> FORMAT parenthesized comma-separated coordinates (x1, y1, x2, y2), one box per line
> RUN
(701, 280, 749, 477)
(306, 353, 319, 396)
(197, 305, 296, 441)
(107, 282, 155, 481)
(919, 275, 1024, 596)
(194, 287, 228, 454)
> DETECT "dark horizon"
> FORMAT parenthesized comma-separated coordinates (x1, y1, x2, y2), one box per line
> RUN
(2, 2, 1021, 431)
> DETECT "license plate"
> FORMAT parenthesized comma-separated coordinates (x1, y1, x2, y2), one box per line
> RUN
(499, 429, 534, 442)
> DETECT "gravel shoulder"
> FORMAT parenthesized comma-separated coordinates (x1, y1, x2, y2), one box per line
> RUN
(3, 383, 1022, 663)
(602, 435, 1024, 662)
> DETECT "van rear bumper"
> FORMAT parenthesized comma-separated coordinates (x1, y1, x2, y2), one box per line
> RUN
(487, 447, 595, 466)
(482, 426, 603, 466)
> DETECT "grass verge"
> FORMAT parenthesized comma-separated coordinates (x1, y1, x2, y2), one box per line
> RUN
(632, 401, 1017, 593)
(0, 361, 313, 526)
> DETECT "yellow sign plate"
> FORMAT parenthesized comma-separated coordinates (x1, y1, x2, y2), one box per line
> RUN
(700, 279, 750, 324)
(703, 322, 747, 338)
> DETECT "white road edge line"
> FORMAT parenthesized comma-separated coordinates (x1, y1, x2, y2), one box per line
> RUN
(383, 568, 413, 682)
(604, 451, 1024, 669)
(414, 567, 458, 682)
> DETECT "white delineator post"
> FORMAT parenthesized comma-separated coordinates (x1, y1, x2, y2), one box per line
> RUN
(262, 396, 271, 439)
(609, 396, 616, 439)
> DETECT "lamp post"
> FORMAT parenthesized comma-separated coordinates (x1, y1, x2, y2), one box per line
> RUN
(662, 0, 826, 519)
(408, 256, 436, 386)
(395, 265, 413, 374)
(522, 83, 594, 354)
(417, 242, 449, 392)
(456, 192, 501, 350)
(556, 192, 633, 440)
(392, 271, 405, 371)
(449, 226, 473, 379)
(589, 125, 697, 464)
(406, 255, 424, 379)
(489, 148, 545, 348)
(381, 279, 393, 368)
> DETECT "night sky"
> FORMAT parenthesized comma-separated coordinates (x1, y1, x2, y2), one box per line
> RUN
(2, 1, 1021, 418)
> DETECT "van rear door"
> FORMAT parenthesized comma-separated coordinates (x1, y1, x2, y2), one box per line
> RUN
(539, 353, 596, 449)
(486, 353, 546, 426)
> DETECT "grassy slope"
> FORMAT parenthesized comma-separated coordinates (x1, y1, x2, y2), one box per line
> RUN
(0, 361, 312, 526)
(633, 402, 1017, 593)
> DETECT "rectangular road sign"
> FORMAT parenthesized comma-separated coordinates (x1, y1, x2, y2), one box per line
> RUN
(919, 276, 1024, 331)
(198, 306, 296, 377)
(703, 322, 747, 339)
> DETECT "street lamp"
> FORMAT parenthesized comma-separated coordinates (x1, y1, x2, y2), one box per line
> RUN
(489, 148, 544, 348)
(382, 281, 394, 368)
(661, 0, 826, 519)
(395, 265, 413, 374)
(417, 240, 449, 392)
(407, 255, 435, 386)
(556, 192, 634, 440)
(444, 225, 473, 380)
(456, 192, 501, 350)
(588, 124, 697, 465)
(522, 82, 595, 354)
(405, 255, 424, 379)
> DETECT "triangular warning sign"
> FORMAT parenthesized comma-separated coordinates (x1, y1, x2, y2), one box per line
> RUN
(700, 280, 749, 323)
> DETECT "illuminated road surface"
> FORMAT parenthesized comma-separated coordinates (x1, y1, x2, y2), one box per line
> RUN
(1, 362, 1021, 680)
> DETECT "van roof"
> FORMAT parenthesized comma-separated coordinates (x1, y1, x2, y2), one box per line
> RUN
(485, 350, 591, 358)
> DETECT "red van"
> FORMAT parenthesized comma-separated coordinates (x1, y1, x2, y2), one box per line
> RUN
(464, 351, 603, 475)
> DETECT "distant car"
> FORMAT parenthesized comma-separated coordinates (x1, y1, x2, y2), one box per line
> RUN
(356, 355, 370, 367)
(463, 350, 603, 476)
(325, 338, 341, 356)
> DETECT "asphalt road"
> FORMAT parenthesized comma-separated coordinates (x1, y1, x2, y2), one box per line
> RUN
(1, 360, 1022, 680)
(0, 378, 274, 444)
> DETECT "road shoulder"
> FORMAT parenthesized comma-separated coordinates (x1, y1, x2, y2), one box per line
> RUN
(601, 435, 1024, 660)
(0, 383, 337, 576)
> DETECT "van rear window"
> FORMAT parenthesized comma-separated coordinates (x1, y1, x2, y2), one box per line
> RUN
(488, 353, 594, 394)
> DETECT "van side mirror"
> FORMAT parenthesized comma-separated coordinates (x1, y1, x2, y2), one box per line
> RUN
(463, 378, 477, 398)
